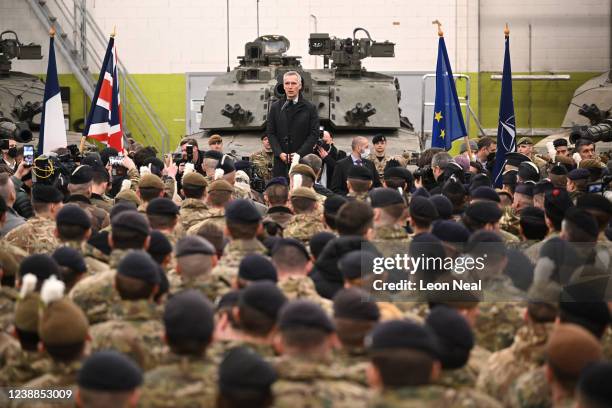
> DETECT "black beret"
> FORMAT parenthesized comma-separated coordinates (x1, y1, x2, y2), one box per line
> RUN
(146, 197, 179, 216)
(426, 196, 451, 221)
(271, 238, 309, 260)
(262, 236, 281, 256)
(550, 164, 568, 176)
(338, 250, 379, 281)
(81, 154, 103, 168)
(56, 204, 92, 229)
(324, 194, 348, 214)
(409, 233, 446, 268)
(469, 174, 492, 191)
(384, 166, 413, 185)
(505, 152, 531, 168)
(218, 347, 277, 394)
(426, 305, 474, 369)
(77, 351, 143, 391)
(411, 187, 430, 198)
(175, 236, 216, 257)
(466, 230, 506, 258)
(32, 183, 63, 203)
(577, 362, 612, 406)
(518, 161, 540, 183)
(520, 206, 545, 224)
(88, 230, 111, 256)
(502, 170, 518, 186)
(164, 289, 214, 342)
(70, 165, 94, 184)
(111, 211, 150, 236)
(533, 180, 554, 195)
(309, 231, 336, 260)
(515, 183, 534, 197)
(348, 165, 373, 181)
(225, 199, 262, 223)
(577, 194, 612, 215)
(368, 188, 404, 208)
(563, 207, 599, 238)
(217, 155, 236, 173)
(553, 138, 568, 148)
(278, 300, 335, 333)
(372, 134, 386, 144)
(465, 201, 502, 224)
(409, 196, 439, 220)
(240, 281, 287, 319)
(265, 177, 288, 190)
(147, 231, 173, 260)
(559, 288, 610, 328)
(52, 247, 87, 274)
(110, 201, 138, 220)
(568, 168, 590, 181)
(203, 150, 223, 160)
(19, 254, 60, 282)
(239, 254, 277, 282)
(431, 220, 470, 243)
(366, 320, 440, 358)
(333, 288, 380, 321)
(216, 290, 241, 312)
(544, 189, 573, 222)
(470, 186, 500, 203)
(117, 251, 161, 285)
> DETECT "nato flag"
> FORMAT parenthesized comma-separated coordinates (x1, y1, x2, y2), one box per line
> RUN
(431, 36, 467, 151)
(493, 33, 516, 188)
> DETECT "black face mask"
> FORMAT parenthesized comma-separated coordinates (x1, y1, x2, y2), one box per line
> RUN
(7, 147, 17, 158)
(486, 152, 496, 163)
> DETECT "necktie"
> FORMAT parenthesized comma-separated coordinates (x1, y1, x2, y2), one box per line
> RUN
(355, 159, 363, 166)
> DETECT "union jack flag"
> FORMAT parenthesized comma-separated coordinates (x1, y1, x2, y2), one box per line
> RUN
(83, 36, 123, 150)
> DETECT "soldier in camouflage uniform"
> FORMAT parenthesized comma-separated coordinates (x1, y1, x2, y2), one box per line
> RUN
(89, 251, 165, 371)
(186, 179, 233, 235)
(0, 194, 27, 281)
(517, 137, 549, 177)
(369, 188, 411, 242)
(145, 197, 182, 246)
(346, 165, 374, 201)
(5, 184, 62, 255)
(177, 171, 209, 232)
(272, 301, 370, 408)
(139, 290, 218, 407)
(284, 187, 328, 244)
(65, 165, 110, 233)
(289, 164, 327, 216)
(367, 134, 406, 180)
(89, 165, 114, 212)
(136, 173, 165, 213)
(250, 135, 275, 183)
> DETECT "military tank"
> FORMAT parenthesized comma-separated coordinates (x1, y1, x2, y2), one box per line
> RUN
(197, 28, 420, 158)
(0, 30, 43, 143)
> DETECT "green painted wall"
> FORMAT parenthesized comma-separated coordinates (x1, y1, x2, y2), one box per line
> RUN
(55, 71, 602, 152)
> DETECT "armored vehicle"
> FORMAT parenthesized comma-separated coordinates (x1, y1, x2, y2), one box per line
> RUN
(198, 28, 420, 157)
(0, 30, 43, 143)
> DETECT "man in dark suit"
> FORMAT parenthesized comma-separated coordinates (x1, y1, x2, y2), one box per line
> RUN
(315, 130, 346, 188)
(330, 136, 381, 195)
(267, 71, 320, 179)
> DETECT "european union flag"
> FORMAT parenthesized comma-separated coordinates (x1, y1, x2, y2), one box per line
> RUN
(432, 36, 467, 150)
(492, 32, 516, 187)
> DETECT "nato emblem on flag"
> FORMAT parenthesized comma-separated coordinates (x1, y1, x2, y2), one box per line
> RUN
(431, 36, 467, 151)
(492, 33, 516, 187)
(39, 34, 67, 155)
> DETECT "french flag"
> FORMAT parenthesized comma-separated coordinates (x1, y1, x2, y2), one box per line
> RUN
(38, 31, 67, 155)
(83, 35, 123, 150)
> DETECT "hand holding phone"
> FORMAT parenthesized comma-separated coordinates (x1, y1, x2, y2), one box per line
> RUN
(23, 145, 34, 166)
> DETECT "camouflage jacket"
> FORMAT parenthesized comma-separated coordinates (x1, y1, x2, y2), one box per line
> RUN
(367, 153, 406, 180)
(90, 299, 165, 371)
(60, 240, 111, 276)
(477, 322, 553, 401)
(524, 233, 560, 265)
(506, 366, 551, 408)
(178, 198, 209, 232)
(208, 338, 277, 364)
(0, 240, 28, 279)
(186, 207, 226, 235)
(0, 286, 18, 331)
(171, 273, 230, 303)
(66, 195, 111, 234)
(437, 366, 478, 389)
(0, 349, 51, 387)
(90, 192, 114, 212)
(278, 275, 333, 314)
(347, 191, 369, 201)
(283, 213, 328, 244)
(211, 238, 268, 283)
(138, 354, 217, 408)
(369, 385, 502, 408)
(265, 206, 294, 230)
(475, 293, 525, 352)
(250, 149, 274, 181)
(500, 206, 521, 237)
(0, 332, 20, 374)
(373, 225, 411, 242)
(16, 359, 80, 408)
(271, 356, 371, 408)
(4, 216, 59, 255)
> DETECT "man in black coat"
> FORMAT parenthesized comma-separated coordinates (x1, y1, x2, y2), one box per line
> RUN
(267, 71, 320, 179)
(330, 136, 381, 195)
(315, 130, 346, 188)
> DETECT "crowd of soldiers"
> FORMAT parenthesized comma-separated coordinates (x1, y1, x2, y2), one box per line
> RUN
(0, 130, 610, 407)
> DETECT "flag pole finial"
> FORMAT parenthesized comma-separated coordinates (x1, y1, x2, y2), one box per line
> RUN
(504, 23, 510, 37)
(111, 26, 117, 38)
(49, 26, 56, 37)
(432, 20, 443, 37)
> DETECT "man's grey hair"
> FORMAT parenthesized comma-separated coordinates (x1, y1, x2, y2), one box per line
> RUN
(301, 154, 322, 175)
(431, 152, 453, 169)
(351, 136, 368, 152)
(283, 70, 302, 85)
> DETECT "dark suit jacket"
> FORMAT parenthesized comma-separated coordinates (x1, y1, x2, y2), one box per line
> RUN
(330, 155, 381, 195)
(266, 94, 320, 178)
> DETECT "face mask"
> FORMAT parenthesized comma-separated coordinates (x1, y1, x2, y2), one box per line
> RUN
(486, 152, 496, 163)
(7, 147, 17, 158)
(360, 148, 370, 159)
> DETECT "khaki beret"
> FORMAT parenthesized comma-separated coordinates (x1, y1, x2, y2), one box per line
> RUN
(39, 298, 89, 346)
(208, 134, 223, 145)
(208, 179, 234, 193)
(517, 137, 534, 146)
(115, 189, 142, 207)
(15, 293, 41, 332)
(579, 159, 605, 170)
(289, 164, 316, 180)
(546, 323, 602, 378)
(138, 174, 164, 190)
(291, 187, 318, 201)
(182, 172, 208, 188)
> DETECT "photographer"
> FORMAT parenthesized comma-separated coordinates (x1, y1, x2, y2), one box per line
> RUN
(178, 138, 205, 176)
(315, 130, 346, 188)
(0, 138, 18, 174)
(267, 71, 320, 179)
